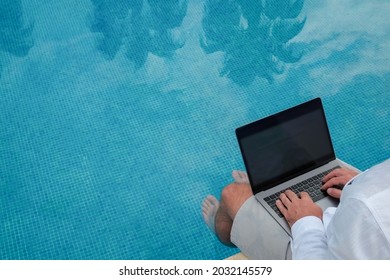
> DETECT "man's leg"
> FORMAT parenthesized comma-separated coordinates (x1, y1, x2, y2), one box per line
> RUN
(202, 172, 291, 259)
(202, 182, 252, 246)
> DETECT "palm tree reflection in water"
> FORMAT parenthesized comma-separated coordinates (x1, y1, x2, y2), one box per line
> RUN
(0, 0, 34, 76)
(91, 0, 188, 68)
(201, 0, 306, 86)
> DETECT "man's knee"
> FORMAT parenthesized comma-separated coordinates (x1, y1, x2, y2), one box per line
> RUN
(222, 183, 252, 201)
(221, 183, 252, 219)
(221, 183, 238, 202)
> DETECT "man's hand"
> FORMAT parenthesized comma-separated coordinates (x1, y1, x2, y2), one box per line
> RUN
(321, 168, 359, 199)
(276, 190, 323, 228)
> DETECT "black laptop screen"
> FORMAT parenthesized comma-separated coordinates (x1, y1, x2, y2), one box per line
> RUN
(236, 98, 335, 194)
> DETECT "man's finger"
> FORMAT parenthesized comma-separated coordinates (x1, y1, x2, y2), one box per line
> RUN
(299, 191, 310, 199)
(322, 168, 351, 182)
(327, 187, 342, 199)
(322, 169, 343, 182)
(284, 190, 299, 201)
(275, 199, 287, 216)
(279, 193, 292, 208)
(321, 177, 346, 190)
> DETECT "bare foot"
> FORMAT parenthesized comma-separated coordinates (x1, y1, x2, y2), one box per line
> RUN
(201, 195, 219, 233)
(232, 170, 249, 184)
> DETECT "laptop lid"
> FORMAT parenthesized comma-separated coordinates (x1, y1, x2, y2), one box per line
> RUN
(235, 98, 336, 195)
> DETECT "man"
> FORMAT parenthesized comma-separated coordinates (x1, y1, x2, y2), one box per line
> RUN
(201, 159, 390, 259)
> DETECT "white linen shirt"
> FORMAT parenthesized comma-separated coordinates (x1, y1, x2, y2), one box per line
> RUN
(291, 159, 390, 259)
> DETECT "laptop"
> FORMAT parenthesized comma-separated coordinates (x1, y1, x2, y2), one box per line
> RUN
(235, 98, 342, 236)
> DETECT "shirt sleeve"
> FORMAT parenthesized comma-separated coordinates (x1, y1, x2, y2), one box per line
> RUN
(291, 159, 390, 259)
(291, 216, 329, 259)
(325, 196, 390, 259)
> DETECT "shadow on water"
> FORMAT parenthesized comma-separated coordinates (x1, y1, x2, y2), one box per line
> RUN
(0, 0, 34, 76)
(90, 0, 188, 68)
(200, 0, 306, 86)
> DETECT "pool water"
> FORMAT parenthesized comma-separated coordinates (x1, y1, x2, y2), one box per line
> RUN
(0, 0, 389, 259)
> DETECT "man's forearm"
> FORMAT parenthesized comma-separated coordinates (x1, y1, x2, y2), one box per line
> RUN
(291, 216, 329, 259)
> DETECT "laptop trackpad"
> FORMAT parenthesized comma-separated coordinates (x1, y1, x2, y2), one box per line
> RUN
(316, 196, 339, 210)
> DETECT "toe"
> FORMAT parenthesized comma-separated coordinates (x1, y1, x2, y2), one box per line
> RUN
(232, 170, 249, 183)
(201, 195, 219, 214)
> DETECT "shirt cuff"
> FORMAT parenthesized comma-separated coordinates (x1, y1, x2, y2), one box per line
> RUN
(291, 216, 324, 239)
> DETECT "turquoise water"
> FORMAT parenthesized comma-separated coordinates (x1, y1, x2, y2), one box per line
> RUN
(0, 0, 389, 259)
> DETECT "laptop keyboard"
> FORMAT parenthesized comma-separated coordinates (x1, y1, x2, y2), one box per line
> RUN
(264, 166, 340, 218)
